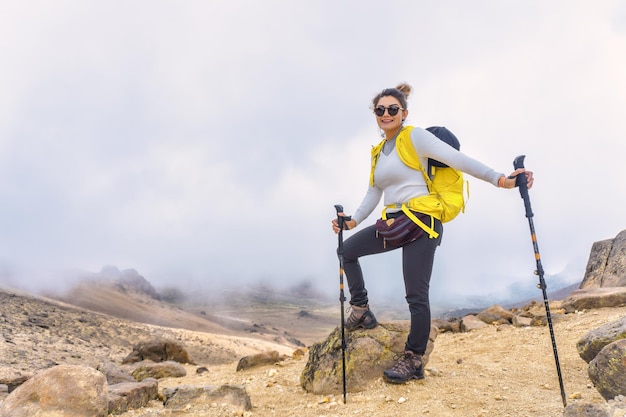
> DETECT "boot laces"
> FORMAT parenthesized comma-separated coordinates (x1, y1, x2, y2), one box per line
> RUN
(346, 304, 369, 326)
(389, 352, 421, 374)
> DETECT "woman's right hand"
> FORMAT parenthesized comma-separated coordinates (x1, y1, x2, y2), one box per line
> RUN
(332, 216, 357, 234)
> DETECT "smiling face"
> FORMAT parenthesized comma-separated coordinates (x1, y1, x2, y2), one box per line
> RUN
(374, 95, 409, 137)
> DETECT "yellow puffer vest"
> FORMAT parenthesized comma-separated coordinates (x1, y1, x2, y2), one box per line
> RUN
(370, 126, 468, 239)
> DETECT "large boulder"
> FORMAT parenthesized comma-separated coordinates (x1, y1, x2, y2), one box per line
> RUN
(0, 365, 108, 417)
(577, 316, 626, 363)
(580, 230, 626, 289)
(562, 288, 626, 313)
(301, 321, 438, 395)
(588, 339, 626, 401)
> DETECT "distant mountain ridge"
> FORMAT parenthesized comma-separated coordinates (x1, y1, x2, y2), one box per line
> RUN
(439, 281, 579, 319)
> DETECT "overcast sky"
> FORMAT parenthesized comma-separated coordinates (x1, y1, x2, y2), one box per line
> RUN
(1, 1, 625, 311)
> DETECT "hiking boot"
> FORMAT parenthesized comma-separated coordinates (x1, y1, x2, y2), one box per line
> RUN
(345, 304, 378, 330)
(383, 351, 424, 383)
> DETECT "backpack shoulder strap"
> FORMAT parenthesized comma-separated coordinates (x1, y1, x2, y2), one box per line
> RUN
(395, 126, 433, 190)
(371, 126, 431, 187)
(369, 138, 386, 186)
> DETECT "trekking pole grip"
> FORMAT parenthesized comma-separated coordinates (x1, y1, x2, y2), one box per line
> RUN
(334, 204, 344, 230)
(513, 155, 533, 218)
(334, 204, 351, 231)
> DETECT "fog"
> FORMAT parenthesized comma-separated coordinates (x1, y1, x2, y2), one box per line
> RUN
(1, 1, 625, 313)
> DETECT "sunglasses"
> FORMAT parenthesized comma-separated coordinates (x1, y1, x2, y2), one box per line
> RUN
(374, 105, 404, 117)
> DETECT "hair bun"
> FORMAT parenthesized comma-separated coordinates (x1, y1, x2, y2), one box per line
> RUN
(395, 83, 412, 99)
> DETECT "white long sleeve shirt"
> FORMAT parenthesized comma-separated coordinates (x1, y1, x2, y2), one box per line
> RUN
(352, 126, 504, 225)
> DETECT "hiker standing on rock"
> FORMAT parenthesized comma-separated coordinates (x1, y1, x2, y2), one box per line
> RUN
(331, 83, 533, 384)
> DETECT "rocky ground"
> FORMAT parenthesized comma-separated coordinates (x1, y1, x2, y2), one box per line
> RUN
(1, 283, 623, 417)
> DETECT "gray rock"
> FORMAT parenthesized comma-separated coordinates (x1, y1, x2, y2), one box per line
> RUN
(582, 238, 615, 289)
(97, 361, 135, 384)
(163, 384, 251, 411)
(588, 339, 626, 401)
(107, 378, 158, 415)
(0, 365, 108, 417)
(577, 316, 626, 363)
(581, 230, 626, 289)
(563, 402, 612, 417)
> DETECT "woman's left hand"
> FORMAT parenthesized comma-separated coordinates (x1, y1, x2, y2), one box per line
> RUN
(503, 169, 534, 189)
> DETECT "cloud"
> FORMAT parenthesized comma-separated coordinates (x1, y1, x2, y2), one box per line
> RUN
(1, 1, 625, 309)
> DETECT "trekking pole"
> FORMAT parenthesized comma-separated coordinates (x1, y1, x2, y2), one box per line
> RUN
(334, 204, 349, 404)
(513, 155, 567, 407)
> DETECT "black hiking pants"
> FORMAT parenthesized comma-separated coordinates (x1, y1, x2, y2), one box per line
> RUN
(341, 214, 443, 355)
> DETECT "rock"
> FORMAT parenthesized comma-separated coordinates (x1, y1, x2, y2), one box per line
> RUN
(512, 314, 533, 327)
(300, 321, 438, 395)
(608, 396, 626, 414)
(107, 378, 158, 415)
(292, 348, 306, 360)
(97, 361, 136, 384)
(588, 339, 626, 401)
(130, 360, 187, 381)
(0, 375, 30, 393)
(460, 315, 489, 332)
(577, 316, 626, 363)
(563, 402, 612, 417)
(163, 384, 251, 411)
(0, 365, 108, 417)
(476, 304, 514, 325)
(432, 318, 461, 333)
(580, 230, 626, 289)
(236, 350, 281, 371)
(562, 288, 626, 313)
(122, 339, 193, 364)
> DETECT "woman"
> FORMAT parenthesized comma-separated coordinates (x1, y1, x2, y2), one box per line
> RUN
(331, 83, 533, 384)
